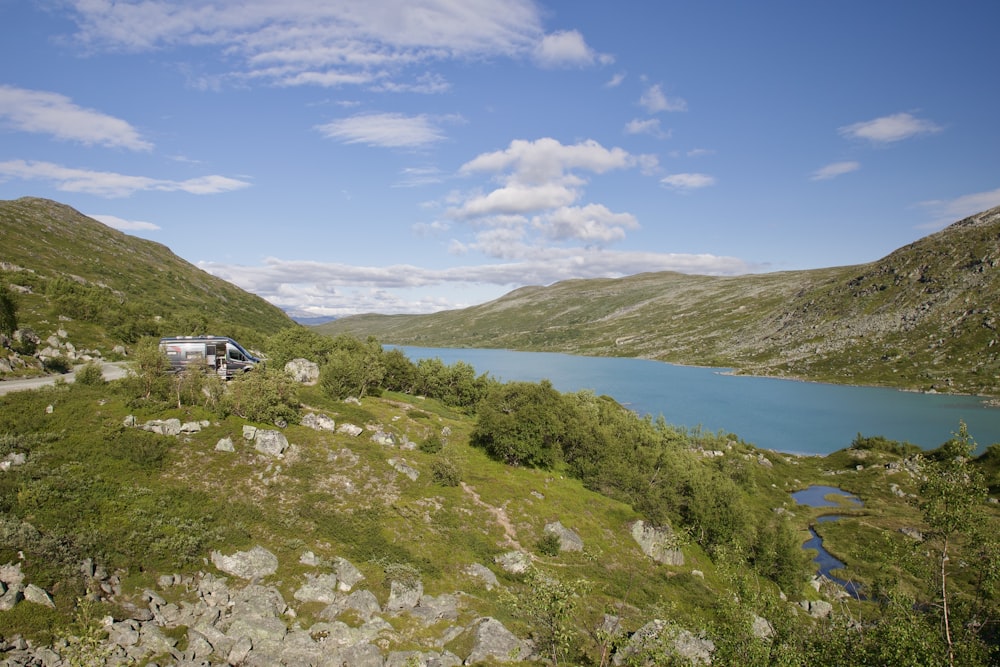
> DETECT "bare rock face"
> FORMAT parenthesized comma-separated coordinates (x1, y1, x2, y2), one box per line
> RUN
(284, 358, 320, 385)
(630, 520, 685, 566)
(544, 520, 584, 552)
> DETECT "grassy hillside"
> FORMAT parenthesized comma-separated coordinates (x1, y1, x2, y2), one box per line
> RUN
(0, 196, 294, 357)
(2, 370, 997, 664)
(320, 206, 1000, 396)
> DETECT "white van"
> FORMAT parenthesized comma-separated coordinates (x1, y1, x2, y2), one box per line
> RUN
(159, 336, 263, 379)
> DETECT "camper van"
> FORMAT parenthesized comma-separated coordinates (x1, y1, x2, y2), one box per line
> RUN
(159, 336, 263, 379)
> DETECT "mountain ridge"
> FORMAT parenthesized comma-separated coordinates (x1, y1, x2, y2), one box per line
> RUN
(319, 206, 1000, 396)
(0, 196, 294, 357)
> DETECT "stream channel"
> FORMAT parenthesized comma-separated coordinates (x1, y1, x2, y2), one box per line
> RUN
(791, 485, 864, 599)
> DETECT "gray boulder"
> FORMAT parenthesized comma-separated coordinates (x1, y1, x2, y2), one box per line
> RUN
(630, 520, 685, 566)
(544, 520, 584, 552)
(302, 412, 337, 432)
(23, 583, 54, 608)
(386, 579, 423, 612)
(388, 458, 419, 481)
(494, 550, 532, 575)
(463, 563, 498, 590)
(612, 620, 714, 666)
(294, 573, 341, 604)
(211, 546, 279, 580)
(338, 423, 364, 437)
(285, 358, 320, 385)
(254, 429, 289, 457)
(462, 617, 531, 665)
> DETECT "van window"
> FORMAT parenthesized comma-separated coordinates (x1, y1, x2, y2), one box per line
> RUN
(228, 347, 246, 362)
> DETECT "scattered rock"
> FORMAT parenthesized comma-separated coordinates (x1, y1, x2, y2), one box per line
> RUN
(462, 617, 531, 665)
(338, 423, 363, 437)
(543, 520, 584, 552)
(463, 563, 498, 590)
(285, 358, 320, 384)
(302, 412, 337, 431)
(253, 429, 289, 457)
(388, 457, 419, 481)
(494, 550, 532, 575)
(630, 520, 685, 566)
(211, 546, 279, 580)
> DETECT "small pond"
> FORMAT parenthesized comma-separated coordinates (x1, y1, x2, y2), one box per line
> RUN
(792, 486, 864, 599)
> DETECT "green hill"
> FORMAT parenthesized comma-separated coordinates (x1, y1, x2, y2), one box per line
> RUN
(0, 196, 294, 361)
(320, 206, 1000, 396)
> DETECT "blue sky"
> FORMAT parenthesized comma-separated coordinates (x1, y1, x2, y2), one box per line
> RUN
(2, 1, 999, 318)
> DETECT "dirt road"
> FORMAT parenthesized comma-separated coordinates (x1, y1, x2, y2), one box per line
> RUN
(0, 362, 129, 395)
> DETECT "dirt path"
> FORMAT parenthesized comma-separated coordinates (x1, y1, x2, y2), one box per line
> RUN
(461, 481, 524, 551)
(0, 362, 128, 395)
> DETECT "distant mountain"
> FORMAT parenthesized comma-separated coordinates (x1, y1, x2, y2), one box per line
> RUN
(292, 315, 339, 326)
(0, 197, 294, 353)
(319, 206, 1000, 396)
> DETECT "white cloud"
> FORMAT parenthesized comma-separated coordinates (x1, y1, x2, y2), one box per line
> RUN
(839, 112, 942, 144)
(918, 186, 1000, 229)
(450, 138, 644, 253)
(639, 84, 687, 113)
(810, 161, 861, 181)
(0, 160, 250, 198)
(661, 172, 715, 191)
(0, 85, 152, 151)
(460, 137, 633, 184)
(89, 214, 161, 231)
(63, 0, 553, 90)
(396, 166, 445, 188)
(455, 183, 580, 218)
(200, 246, 758, 316)
(316, 112, 448, 148)
(624, 118, 669, 138)
(605, 72, 626, 88)
(533, 29, 603, 68)
(538, 204, 639, 244)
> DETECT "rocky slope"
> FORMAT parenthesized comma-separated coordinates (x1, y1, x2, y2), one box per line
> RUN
(1, 197, 294, 374)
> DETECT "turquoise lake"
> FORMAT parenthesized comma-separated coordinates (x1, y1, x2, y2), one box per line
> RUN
(397, 346, 1000, 455)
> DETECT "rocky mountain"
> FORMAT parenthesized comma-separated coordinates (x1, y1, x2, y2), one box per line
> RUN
(319, 206, 1000, 396)
(0, 196, 294, 368)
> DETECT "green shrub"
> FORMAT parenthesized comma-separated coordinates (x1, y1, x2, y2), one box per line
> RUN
(419, 433, 443, 454)
(535, 531, 562, 557)
(430, 458, 461, 487)
(122, 337, 171, 400)
(0, 284, 17, 336)
(223, 368, 299, 425)
(73, 361, 105, 386)
(43, 355, 73, 374)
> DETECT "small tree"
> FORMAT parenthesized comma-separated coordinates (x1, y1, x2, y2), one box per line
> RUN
(919, 421, 988, 667)
(0, 284, 17, 336)
(224, 368, 299, 425)
(125, 338, 171, 400)
(505, 569, 587, 666)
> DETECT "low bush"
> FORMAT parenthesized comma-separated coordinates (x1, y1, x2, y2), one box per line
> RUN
(430, 458, 461, 487)
(73, 361, 105, 386)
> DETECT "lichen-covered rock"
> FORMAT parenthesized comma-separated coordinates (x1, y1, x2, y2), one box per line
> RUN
(544, 520, 584, 552)
(254, 429, 289, 457)
(211, 546, 279, 580)
(630, 520, 685, 566)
